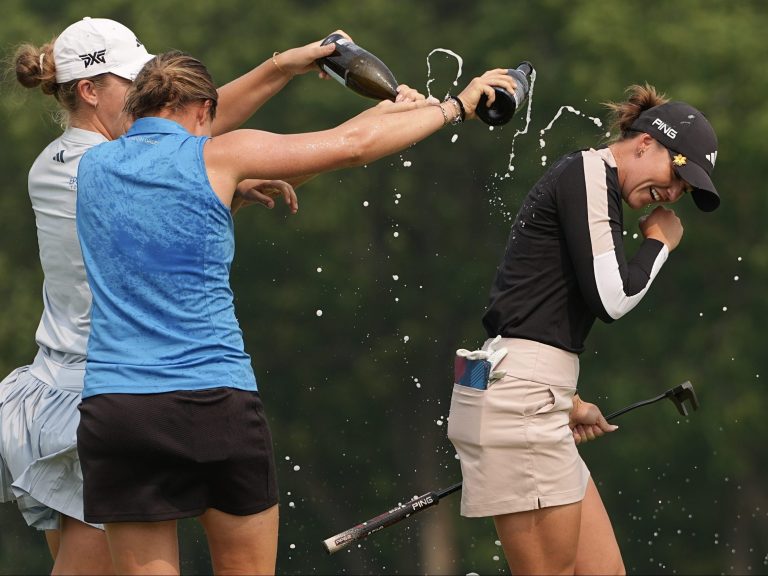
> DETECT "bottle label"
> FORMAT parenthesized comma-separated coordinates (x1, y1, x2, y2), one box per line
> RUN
(513, 88, 525, 108)
(322, 64, 346, 86)
(509, 72, 528, 108)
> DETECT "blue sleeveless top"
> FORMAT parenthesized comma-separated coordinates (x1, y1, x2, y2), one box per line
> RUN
(76, 117, 257, 398)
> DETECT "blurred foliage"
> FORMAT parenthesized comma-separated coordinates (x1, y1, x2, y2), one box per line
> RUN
(1, 0, 766, 574)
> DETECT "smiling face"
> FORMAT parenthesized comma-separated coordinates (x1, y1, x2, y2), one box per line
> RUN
(613, 133, 693, 210)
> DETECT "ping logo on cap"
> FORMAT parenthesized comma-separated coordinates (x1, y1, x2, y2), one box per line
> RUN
(705, 151, 718, 167)
(651, 117, 678, 139)
(79, 49, 107, 68)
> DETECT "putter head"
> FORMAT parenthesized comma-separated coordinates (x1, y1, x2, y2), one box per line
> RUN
(665, 381, 699, 417)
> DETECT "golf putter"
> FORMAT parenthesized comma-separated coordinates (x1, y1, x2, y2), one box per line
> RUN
(665, 381, 700, 416)
(604, 380, 699, 420)
(322, 380, 700, 554)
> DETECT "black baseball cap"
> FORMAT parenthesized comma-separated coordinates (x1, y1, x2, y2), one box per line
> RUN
(630, 101, 719, 212)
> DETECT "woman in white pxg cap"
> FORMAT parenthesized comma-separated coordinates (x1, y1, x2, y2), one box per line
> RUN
(1, 16, 340, 574)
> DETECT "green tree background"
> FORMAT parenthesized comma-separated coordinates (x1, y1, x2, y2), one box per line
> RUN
(1, 0, 766, 574)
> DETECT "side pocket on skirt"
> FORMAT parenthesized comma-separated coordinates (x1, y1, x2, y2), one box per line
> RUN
(526, 384, 575, 417)
(447, 384, 485, 446)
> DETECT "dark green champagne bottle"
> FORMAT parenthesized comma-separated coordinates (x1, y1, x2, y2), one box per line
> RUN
(476, 61, 534, 126)
(316, 33, 399, 101)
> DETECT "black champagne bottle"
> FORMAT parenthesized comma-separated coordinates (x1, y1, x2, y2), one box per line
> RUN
(316, 33, 399, 101)
(475, 61, 534, 126)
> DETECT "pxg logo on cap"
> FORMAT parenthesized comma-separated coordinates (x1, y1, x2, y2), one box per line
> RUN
(79, 49, 107, 69)
(54, 17, 154, 84)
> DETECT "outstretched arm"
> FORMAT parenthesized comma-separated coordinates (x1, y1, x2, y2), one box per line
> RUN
(212, 34, 341, 135)
(208, 69, 517, 195)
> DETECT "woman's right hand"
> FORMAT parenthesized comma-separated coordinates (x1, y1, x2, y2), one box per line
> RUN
(569, 395, 618, 445)
(273, 30, 352, 78)
(456, 68, 518, 120)
(639, 206, 684, 251)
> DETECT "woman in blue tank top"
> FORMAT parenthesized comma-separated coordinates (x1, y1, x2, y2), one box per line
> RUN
(75, 50, 516, 574)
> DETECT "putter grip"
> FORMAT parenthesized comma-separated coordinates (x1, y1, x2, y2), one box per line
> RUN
(322, 491, 439, 554)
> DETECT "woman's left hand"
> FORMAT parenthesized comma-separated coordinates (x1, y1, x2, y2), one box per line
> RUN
(456, 68, 518, 120)
(273, 30, 351, 78)
(569, 395, 618, 445)
(233, 179, 298, 214)
(394, 84, 438, 104)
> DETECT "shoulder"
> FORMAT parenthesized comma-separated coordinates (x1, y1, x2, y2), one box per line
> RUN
(78, 140, 121, 180)
(532, 150, 587, 192)
(554, 148, 618, 187)
(207, 128, 271, 150)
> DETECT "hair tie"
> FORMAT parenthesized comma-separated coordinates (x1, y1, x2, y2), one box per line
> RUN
(39, 52, 45, 72)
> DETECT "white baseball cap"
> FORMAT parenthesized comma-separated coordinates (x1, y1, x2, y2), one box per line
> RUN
(54, 17, 154, 84)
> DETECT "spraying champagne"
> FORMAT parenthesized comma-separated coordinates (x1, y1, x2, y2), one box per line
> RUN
(316, 33, 399, 101)
(475, 61, 534, 126)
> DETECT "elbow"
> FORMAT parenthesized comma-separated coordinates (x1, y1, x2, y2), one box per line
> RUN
(337, 125, 378, 167)
(598, 294, 637, 321)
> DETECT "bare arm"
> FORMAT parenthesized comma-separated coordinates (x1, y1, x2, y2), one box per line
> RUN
(212, 35, 341, 136)
(205, 69, 517, 204)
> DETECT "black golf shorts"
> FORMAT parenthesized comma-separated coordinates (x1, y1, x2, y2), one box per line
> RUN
(77, 387, 278, 523)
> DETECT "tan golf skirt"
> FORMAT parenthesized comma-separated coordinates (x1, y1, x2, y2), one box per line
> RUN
(447, 338, 590, 517)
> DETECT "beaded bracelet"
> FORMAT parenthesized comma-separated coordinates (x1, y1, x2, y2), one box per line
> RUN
(442, 95, 464, 125)
(449, 95, 467, 122)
